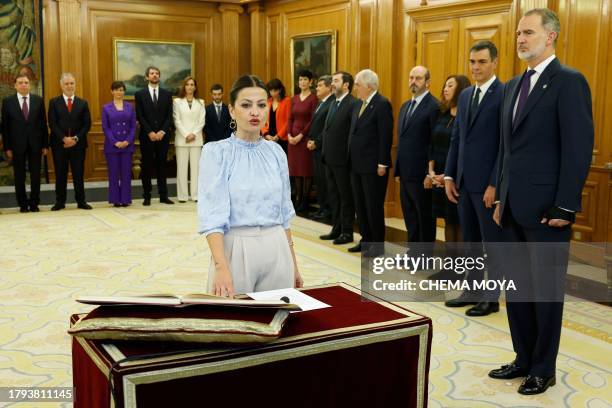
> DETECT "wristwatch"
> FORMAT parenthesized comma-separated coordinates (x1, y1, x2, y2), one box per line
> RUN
(73, 136, 79, 142)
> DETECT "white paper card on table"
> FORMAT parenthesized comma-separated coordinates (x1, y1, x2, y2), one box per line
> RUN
(246, 288, 331, 313)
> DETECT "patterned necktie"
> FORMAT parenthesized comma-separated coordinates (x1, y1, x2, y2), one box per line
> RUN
(403, 99, 416, 129)
(469, 87, 481, 123)
(153, 89, 158, 105)
(216, 105, 221, 121)
(67, 97, 73, 113)
(513, 69, 537, 128)
(358, 100, 367, 117)
(21, 96, 28, 120)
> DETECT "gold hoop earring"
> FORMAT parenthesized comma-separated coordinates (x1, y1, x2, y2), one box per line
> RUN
(230, 119, 236, 130)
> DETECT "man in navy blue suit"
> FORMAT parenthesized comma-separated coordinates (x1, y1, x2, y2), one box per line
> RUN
(443, 41, 504, 316)
(203, 84, 231, 143)
(395, 66, 439, 244)
(489, 8, 593, 395)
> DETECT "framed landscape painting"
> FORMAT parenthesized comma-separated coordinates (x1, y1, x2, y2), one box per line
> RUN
(113, 38, 194, 97)
(290, 31, 337, 95)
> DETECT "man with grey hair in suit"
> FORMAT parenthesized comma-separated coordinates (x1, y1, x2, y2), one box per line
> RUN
(348, 69, 393, 256)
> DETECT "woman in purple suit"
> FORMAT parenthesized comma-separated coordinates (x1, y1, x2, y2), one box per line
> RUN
(102, 81, 136, 206)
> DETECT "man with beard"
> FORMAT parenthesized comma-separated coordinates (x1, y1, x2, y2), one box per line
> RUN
(490, 8, 593, 395)
(394, 66, 439, 244)
(135, 66, 174, 205)
(203, 83, 231, 143)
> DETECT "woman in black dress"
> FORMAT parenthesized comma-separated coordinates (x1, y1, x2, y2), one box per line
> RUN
(426, 74, 470, 242)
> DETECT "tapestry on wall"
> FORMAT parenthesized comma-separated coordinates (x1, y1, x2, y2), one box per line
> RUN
(0, 0, 44, 186)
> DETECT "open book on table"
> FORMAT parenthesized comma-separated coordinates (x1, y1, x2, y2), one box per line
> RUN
(76, 293, 302, 311)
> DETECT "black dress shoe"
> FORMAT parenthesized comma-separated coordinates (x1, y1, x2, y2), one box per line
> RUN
(488, 361, 529, 380)
(113, 203, 121, 207)
(77, 202, 93, 210)
(348, 243, 362, 253)
(444, 292, 480, 307)
(121, 203, 130, 207)
(518, 375, 556, 395)
(160, 198, 174, 204)
(320, 232, 340, 240)
(19, 206, 29, 213)
(466, 301, 500, 316)
(143, 198, 151, 206)
(51, 203, 65, 211)
(29, 205, 40, 212)
(333, 233, 353, 245)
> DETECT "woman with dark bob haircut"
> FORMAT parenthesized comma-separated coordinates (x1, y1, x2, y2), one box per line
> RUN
(198, 75, 303, 297)
(101, 80, 137, 206)
(261, 78, 291, 154)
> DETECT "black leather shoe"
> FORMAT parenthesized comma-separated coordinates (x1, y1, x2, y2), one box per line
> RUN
(143, 198, 151, 206)
(19, 206, 29, 213)
(518, 375, 556, 395)
(333, 233, 353, 245)
(320, 232, 340, 240)
(77, 202, 93, 210)
(29, 205, 39, 212)
(51, 203, 65, 211)
(444, 292, 480, 307)
(466, 301, 500, 316)
(113, 203, 121, 207)
(348, 243, 362, 253)
(488, 361, 529, 380)
(160, 198, 175, 204)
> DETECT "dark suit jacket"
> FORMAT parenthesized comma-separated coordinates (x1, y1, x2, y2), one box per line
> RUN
(394, 92, 439, 181)
(309, 96, 333, 151)
(1, 94, 48, 154)
(348, 92, 393, 174)
(445, 79, 504, 193)
(321, 93, 357, 166)
(134, 87, 173, 144)
(497, 58, 594, 227)
(48, 96, 92, 149)
(203, 103, 231, 143)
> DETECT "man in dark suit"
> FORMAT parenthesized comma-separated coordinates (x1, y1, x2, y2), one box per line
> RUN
(348, 69, 393, 256)
(1, 74, 48, 212)
(395, 66, 439, 243)
(48, 73, 92, 210)
(319, 71, 357, 245)
(307, 75, 333, 222)
(489, 8, 593, 395)
(203, 83, 231, 143)
(443, 41, 504, 316)
(135, 66, 174, 205)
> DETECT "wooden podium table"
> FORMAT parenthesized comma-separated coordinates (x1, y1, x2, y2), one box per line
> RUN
(71, 283, 432, 408)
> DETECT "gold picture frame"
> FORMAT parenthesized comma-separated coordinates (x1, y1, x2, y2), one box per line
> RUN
(290, 31, 337, 95)
(112, 38, 195, 98)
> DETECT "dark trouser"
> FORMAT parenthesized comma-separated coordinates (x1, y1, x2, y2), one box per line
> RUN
(140, 140, 169, 199)
(312, 150, 329, 214)
(501, 203, 570, 377)
(12, 147, 42, 208)
(399, 179, 435, 242)
(351, 171, 388, 249)
(106, 152, 133, 204)
(457, 186, 502, 300)
(53, 146, 86, 204)
(325, 164, 354, 235)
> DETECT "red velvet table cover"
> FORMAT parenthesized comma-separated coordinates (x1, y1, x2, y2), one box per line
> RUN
(71, 283, 433, 408)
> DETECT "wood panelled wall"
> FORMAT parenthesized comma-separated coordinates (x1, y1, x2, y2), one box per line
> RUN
(42, 0, 249, 181)
(41, 0, 611, 241)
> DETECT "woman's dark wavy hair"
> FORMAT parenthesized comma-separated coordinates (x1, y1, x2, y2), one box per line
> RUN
(440, 74, 471, 111)
(265, 78, 286, 99)
(229, 75, 268, 106)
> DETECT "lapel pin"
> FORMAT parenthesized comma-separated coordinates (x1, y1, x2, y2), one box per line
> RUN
(543, 84, 548, 89)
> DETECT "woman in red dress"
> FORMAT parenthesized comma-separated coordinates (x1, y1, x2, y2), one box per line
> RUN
(287, 70, 318, 212)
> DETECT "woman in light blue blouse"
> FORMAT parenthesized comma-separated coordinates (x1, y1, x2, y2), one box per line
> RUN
(198, 75, 303, 297)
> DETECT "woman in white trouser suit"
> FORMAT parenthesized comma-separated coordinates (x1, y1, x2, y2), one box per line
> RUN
(174, 76, 205, 202)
